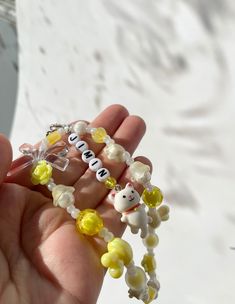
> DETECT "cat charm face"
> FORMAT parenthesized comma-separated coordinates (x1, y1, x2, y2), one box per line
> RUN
(113, 183, 140, 213)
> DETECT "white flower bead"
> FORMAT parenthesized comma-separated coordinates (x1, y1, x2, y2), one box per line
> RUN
(73, 121, 88, 135)
(68, 133, 80, 145)
(104, 143, 126, 162)
(75, 140, 88, 152)
(129, 161, 151, 184)
(82, 150, 95, 163)
(89, 158, 103, 172)
(96, 168, 110, 182)
(52, 185, 75, 208)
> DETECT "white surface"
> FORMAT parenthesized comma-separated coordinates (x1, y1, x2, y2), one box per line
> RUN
(12, 1, 235, 303)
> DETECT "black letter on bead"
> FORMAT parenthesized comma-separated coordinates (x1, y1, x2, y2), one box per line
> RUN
(70, 135, 78, 142)
(90, 159, 98, 167)
(77, 142, 85, 149)
(84, 150, 94, 159)
(97, 168, 108, 178)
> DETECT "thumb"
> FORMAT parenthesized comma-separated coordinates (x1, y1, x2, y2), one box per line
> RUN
(0, 134, 13, 184)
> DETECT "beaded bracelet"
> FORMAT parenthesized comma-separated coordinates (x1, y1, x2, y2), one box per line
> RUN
(18, 121, 170, 303)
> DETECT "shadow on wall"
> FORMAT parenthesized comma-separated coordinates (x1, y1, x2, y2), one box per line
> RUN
(0, 20, 18, 137)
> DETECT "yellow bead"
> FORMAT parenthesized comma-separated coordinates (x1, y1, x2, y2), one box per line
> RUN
(101, 238, 133, 278)
(76, 209, 103, 236)
(91, 127, 107, 143)
(143, 234, 159, 249)
(142, 186, 163, 208)
(46, 130, 62, 145)
(31, 160, 53, 185)
(141, 254, 156, 273)
(104, 176, 117, 189)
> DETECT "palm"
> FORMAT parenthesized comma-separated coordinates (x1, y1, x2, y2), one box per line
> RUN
(0, 105, 149, 304)
(0, 182, 106, 304)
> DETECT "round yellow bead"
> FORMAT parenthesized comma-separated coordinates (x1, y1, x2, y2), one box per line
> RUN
(31, 160, 53, 185)
(91, 127, 107, 143)
(104, 176, 117, 189)
(144, 233, 159, 249)
(141, 254, 156, 273)
(142, 186, 163, 208)
(76, 209, 103, 236)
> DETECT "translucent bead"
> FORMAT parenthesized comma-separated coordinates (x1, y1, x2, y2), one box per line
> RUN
(67, 204, 76, 214)
(104, 135, 115, 145)
(104, 231, 114, 242)
(104, 143, 126, 162)
(76, 209, 103, 236)
(46, 130, 62, 146)
(71, 208, 80, 219)
(73, 121, 88, 135)
(91, 127, 107, 143)
(141, 254, 156, 273)
(145, 286, 157, 304)
(47, 179, 56, 191)
(124, 151, 134, 166)
(142, 186, 163, 208)
(143, 234, 159, 249)
(104, 176, 117, 189)
(52, 185, 75, 208)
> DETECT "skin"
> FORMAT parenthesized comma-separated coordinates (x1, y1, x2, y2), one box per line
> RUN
(0, 105, 151, 304)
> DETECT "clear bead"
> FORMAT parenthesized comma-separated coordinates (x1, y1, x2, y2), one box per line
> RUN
(86, 127, 97, 134)
(114, 184, 122, 192)
(67, 204, 76, 214)
(71, 208, 80, 219)
(104, 135, 115, 145)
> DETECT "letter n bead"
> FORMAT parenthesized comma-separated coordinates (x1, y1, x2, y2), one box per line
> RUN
(96, 168, 110, 182)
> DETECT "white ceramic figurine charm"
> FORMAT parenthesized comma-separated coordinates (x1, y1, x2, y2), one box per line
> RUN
(111, 183, 151, 238)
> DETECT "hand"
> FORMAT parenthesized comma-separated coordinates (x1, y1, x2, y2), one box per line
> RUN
(0, 105, 151, 304)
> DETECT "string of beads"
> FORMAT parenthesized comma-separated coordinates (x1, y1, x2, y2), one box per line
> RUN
(19, 121, 170, 303)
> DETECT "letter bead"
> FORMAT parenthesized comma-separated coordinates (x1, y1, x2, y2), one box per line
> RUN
(82, 149, 95, 163)
(96, 168, 110, 182)
(75, 140, 88, 152)
(68, 133, 80, 145)
(89, 158, 103, 172)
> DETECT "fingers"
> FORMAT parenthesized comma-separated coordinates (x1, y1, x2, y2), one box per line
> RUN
(73, 116, 146, 210)
(6, 104, 129, 189)
(97, 156, 152, 238)
(0, 134, 13, 185)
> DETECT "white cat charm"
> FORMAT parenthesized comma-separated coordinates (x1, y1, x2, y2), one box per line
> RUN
(111, 183, 151, 238)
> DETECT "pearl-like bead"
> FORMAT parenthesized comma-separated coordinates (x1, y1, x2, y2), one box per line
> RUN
(75, 140, 88, 152)
(96, 168, 110, 182)
(73, 121, 88, 135)
(68, 133, 80, 145)
(89, 158, 103, 172)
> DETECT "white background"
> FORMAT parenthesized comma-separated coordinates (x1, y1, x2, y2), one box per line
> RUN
(7, 0, 235, 303)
